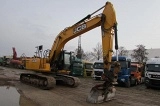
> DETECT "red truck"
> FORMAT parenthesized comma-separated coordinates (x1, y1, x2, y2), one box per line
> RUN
(130, 63, 144, 85)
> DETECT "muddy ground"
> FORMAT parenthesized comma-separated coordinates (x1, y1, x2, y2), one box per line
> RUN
(0, 66, 160, 106)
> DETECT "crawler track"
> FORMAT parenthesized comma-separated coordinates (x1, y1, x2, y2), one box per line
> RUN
(55, 74, 81, 87)
(20, 73, 56, 90)
(20, 73, 81, 90)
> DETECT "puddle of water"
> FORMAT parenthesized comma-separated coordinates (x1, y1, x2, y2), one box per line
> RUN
(0, 86, 20, 106)
(0, 86, 38, 106)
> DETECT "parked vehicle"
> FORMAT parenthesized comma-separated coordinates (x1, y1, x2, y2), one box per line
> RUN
(83, 61, 93, 77)
(69, 59, 83, 76)
(0, 57, 4, 66)
(130, 63, 144, 85)
(145, 58, 160, 88)
(111, 56, 133, 87)
(69, 59, 94, 77)
(0, 56, 12, 66)
(92, 56, 142, 87)
(92, 60, 104, 80)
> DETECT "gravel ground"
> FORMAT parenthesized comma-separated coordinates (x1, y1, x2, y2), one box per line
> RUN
(0, 66, 160, 106)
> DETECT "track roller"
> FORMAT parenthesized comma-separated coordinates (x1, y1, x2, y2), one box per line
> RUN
(20, 73, 56, 90)
(55, 74, 81, 87)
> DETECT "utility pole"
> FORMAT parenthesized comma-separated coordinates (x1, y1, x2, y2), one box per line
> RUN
(76, 36, 82, 59)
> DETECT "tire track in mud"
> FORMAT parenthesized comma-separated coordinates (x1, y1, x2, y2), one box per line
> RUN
(2, 67, 160, 106)
(49, 78, 127, 106)
(50, 78, 160, 106)
(115, 85, 160, 106)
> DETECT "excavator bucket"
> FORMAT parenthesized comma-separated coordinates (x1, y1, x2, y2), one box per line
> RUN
(86, 86, 116, 103)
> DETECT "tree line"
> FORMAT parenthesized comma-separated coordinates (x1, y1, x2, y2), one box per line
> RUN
(74, 43, 149, 63)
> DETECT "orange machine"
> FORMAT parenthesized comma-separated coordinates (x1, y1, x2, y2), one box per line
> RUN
(130, 63, 143, 85)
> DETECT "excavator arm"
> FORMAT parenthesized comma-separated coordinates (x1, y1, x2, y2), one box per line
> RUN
(20, 2, 120, 91)
(49, 2, 118, 75)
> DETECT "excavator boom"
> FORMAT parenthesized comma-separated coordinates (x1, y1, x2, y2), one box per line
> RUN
(49, 2, 117, 71)
(20, 2, 119, 93)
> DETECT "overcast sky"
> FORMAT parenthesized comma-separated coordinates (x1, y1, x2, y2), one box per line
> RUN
(0, 0, 160, 57)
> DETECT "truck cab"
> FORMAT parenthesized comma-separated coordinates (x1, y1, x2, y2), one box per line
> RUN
(111, 56, 132, 87)
(92, 60, 104, 80)
(68, 56, 83, 76)
(145, 58, 160, 88)
(69, 60, 83, 76)
(83, 61, 93, 77)
(130, 63, 144, 85)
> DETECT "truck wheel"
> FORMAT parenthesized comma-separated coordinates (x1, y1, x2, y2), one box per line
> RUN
(140, 78, 144, 84)
(145, 84, 150, 89)
(139, 78, 142, 84)
(125, 79, 131, 88)
(134, 80, 138, 86)
(146, 86, 150, 89)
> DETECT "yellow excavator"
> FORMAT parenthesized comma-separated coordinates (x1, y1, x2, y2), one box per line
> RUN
(20, 1, 120, 102)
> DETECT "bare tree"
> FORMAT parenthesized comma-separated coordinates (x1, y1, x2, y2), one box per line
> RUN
(82, 52, 94, 61)
(73, 42, 103, 61)
(91, 42, 103, 60)
(131, 44, 148, 62)
(118, 46, 128, 56)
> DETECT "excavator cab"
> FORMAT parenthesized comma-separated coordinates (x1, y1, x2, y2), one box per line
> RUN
(51, 50, 73, 75)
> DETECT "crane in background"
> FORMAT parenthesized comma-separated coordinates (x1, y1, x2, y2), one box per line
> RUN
(76, 36, 82, 59)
